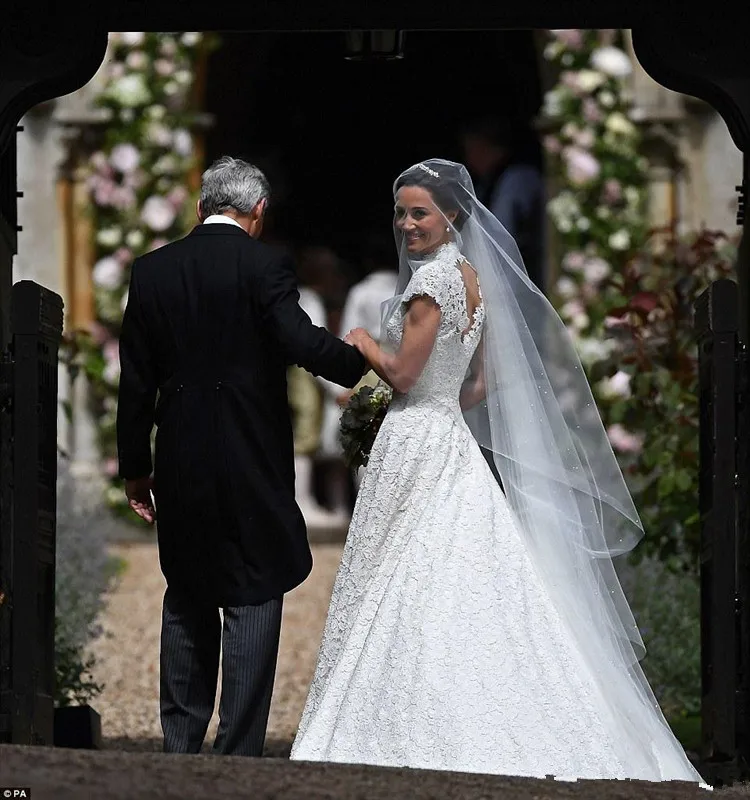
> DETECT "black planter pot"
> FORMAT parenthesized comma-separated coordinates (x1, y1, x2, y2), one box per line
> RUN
(53, 704, 102, 749)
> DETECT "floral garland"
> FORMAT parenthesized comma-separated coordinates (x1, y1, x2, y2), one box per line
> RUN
(543, 30, 649, 351)
(542, 30, 650, 437)
(68, 32, 212, 518)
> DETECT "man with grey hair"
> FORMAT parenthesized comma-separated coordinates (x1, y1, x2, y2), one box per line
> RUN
(116, 156, 366, 757)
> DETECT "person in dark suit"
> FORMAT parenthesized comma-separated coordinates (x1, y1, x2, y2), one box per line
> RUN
(116, 155, 366, 757)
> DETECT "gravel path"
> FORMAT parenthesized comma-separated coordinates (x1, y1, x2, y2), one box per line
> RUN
(87, 539, 343, 754)
(1, 539, 746, 798)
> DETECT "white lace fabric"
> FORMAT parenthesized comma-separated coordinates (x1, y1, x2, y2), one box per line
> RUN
(289, 243, 709, 788)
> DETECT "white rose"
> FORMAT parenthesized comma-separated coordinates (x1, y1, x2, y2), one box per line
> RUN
(92, 257, 122, 290)
(96, 227, 122, 248)
(125, 229, 145, 249)
(583, 257, 611, 283)
(181, 32, 202, 47)
(109, 73, 151, 107)
(609, 230, 631, 251)
(121, 32, 146, 47)
(605, 112, 636, 137)
(153, 155, 178, 175)
(146, 122, 173, 147)
(543, 88, 564, 117)
(576, 217, 591, 231)
(577, 70, 606, 93)
(109, 143, 140, 174)
(591, 46, 632, 78)
(608, 370, 632, 397)
(556, 276, 578, 299)
(141, 196, 176, 232)
(173, 69, 192, 86)
(599, 90, 616, 108)
(147, 104, 167, 120)
(173, 129, 193, 157)
(125, 50, 148, 70)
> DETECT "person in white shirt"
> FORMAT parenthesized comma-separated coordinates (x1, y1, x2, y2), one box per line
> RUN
(317, 234, 399, 504)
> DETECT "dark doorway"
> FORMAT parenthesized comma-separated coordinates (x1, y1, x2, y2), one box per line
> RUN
(205, 31, 543, 270)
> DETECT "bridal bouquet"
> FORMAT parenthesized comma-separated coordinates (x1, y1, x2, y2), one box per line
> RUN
(339, 383, 393, 469)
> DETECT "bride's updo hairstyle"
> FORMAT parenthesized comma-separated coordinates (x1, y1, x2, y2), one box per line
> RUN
(394, 161, 472, 232)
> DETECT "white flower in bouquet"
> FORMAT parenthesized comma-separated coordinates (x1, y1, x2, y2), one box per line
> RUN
(577, 69, 606, 93)
(173, 128, 193, 157)
(605, 112, 636, 137)
(544, 40, 564, 61)
(120, 32, 146, 47)
(163, 81, 180, 96)
(92, 257, 123, 290)
(576, 217, 591, 232)
(582, 256, 611, 283)
(142, 195, 177, 232)
(125, 50, 148, 70)
(556, 276, 578, 299)
(609, 229, 631, 251)
(591, 46, 632, 79)
(599, 90, 616, 108)
(563, 146, 601, 185)
(125, 229, 145, 249)
(96, 227, 122, 248)
(109, 142, 140, 174)
(120, 109, 136, 124)
(181, 32, 202, 46)
(108, 73, 151, 107)
(596, 205, 612, 220)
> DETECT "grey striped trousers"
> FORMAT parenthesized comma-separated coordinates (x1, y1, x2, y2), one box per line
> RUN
(159, 586, 283, 756)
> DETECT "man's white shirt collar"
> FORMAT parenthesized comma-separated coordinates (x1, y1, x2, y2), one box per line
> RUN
(203, 214, 244, 229)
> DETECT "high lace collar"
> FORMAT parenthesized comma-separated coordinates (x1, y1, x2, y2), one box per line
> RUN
(411, 240, 462, 270)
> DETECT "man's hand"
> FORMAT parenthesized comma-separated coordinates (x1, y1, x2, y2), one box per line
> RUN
(344, 327, 374, 355)
(125, 475, 156, 525)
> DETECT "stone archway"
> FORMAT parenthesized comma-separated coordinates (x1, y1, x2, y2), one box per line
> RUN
(0, 0, 748, 781)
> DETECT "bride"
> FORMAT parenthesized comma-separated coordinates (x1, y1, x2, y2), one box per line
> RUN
(289, 159, 709, 787)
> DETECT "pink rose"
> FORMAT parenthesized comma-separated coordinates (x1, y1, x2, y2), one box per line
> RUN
(607, 424, 644, 454)
(563, 146, 601, 185)
(583, 98, 603, 124)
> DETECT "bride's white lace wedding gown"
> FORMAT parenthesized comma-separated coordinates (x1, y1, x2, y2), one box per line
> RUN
(289, 242, 708, 786)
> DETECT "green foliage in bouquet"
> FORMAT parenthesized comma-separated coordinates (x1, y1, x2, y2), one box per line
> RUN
(340, 384, 393, 470)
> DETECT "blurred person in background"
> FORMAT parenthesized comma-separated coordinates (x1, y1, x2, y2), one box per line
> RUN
(318, 232, 400, 497)
(460, 114, 546, 293)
